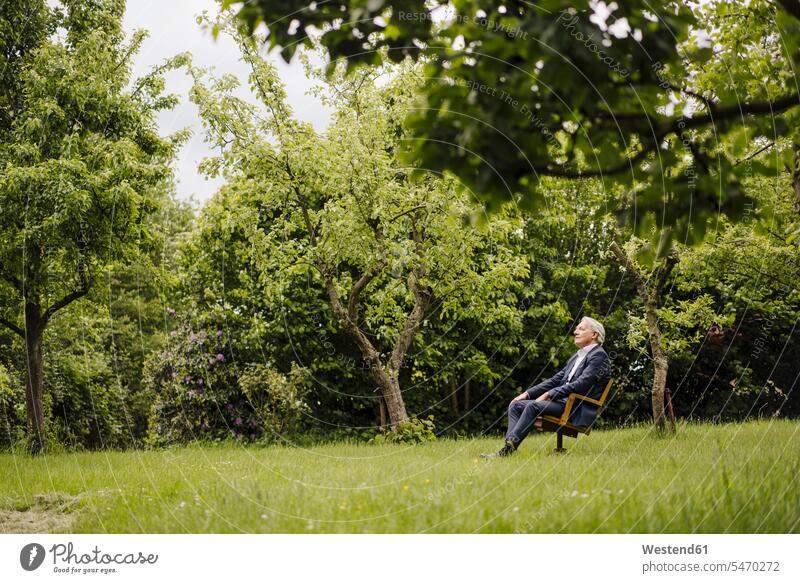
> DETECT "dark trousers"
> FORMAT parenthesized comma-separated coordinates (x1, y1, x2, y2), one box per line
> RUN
(505, 399, 566, 446)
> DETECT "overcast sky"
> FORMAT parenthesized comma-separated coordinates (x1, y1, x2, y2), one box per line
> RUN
(122, 0, 332, 204)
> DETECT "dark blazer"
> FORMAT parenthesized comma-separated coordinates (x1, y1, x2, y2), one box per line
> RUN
(525, 345, 612, 427)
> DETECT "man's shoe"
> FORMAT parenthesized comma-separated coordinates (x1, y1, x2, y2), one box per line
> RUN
(480, 440, 517, 458)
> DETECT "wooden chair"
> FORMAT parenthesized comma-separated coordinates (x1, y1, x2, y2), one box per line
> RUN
(538, 379, 614, 453)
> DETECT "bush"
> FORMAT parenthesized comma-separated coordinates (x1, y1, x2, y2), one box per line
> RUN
(0, 363, 26, 448)
(371, 415, 437, 444)
(145, 322, 310, 446)
(239, 362, 310, 442)
(46, 347, 128, 450)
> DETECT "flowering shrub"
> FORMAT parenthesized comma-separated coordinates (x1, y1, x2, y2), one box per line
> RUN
(144, 322, 309, 445)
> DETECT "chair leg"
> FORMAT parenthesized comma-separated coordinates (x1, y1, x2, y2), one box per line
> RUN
(554, 430, 567, 454)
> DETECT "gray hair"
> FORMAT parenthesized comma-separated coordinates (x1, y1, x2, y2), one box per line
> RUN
(581, 316, 605, 344)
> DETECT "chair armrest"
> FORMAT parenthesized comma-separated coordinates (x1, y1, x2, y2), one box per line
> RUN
(556, 393, 603, 425)
(557, 394, 577, 425)
(573, 393, 603, 406)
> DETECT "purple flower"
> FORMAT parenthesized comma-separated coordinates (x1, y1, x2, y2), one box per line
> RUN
(216, 353, 225, 362)
(226, 404, 235, 412)
(208, 358, 215, 365)
(166, 308, 176, 316)
(198, 378, 204, 386)
(190, 333, 199, 343)
(184, 375, 192, 383)
(216, 330, 224, 338)
(187, 390, 197, 398)
(234, 417, 242, 426)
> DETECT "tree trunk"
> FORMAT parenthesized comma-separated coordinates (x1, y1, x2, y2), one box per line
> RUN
(24, 304, 46, 454)
(645, 302, 669, 430)
(378, 397, 388, 431)
(449, 377, 459, 414)
(347, 339, 408, 426)
(372, 368, 408, 426)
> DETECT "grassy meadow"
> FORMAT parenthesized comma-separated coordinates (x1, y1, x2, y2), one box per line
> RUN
(1, 420, 798, 534)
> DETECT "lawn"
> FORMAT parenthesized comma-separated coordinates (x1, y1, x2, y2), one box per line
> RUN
(1, 420, 798, 533)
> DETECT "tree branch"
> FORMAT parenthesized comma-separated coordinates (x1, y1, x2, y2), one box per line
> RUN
(41, 262, 90, 327)
(0, 263, 22, 292)
(347, 259, 387, 323)
(609, 241, 650, 302)
(735, 141, 775, 166)
(389, 270, 430, 372)
(555, 93, 799, 179)
(653, 246, 680, 302)
(388, 204, 427, 223)
(0, 317, 24, 337)
(390, 222, 431, 372)
(597, 92, 799, 129)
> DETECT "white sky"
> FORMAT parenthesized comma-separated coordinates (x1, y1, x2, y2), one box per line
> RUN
(122, 0, 332, 204)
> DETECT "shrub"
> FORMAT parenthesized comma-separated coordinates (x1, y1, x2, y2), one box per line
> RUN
(371, 415, 437, 444)
(46, 347, 128, 450)
(145, 322, 310, 446)
(239, 362, 310, 442)
(0, 363, 26, 448)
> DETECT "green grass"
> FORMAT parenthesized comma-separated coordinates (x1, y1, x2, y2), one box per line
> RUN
(1, 420, 798, 533)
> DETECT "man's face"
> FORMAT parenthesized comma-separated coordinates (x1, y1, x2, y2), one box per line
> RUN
(573, 322, 597, 348)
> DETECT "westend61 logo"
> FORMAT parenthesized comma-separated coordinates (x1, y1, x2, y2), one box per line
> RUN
(19, 542, 158, 575)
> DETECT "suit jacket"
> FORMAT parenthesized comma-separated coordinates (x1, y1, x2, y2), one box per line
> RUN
(525, 345, 612, 427)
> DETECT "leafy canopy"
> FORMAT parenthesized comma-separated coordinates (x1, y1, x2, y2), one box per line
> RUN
(226, 0, 800, 254)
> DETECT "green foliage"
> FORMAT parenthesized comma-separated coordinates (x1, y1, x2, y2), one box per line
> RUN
(2, 2, 799, 453)
(145, 322, 241, 445)
(239, 363, 310, 441)
(670, 175, 800, 420)
(0, 0, 185, 449)
(145, 321, 312, 446)
(43, 308, 129, 449)
(372, 415, 437, 445)
(229, 1, 800, 252)
(0, 362, 26, 447)
(0, 3, 182, 305)
(186, 21, 529, 426)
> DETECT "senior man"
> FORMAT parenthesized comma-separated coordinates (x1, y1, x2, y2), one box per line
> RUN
(481, 316, 612, 458)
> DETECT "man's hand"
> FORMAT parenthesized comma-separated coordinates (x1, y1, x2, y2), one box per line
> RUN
(535, 392, 552, 402)
(511, 391, 529, 403)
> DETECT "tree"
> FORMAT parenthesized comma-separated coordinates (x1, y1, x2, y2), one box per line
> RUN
(609, 235, 739, 428)
(188, 27, 527, 428)
(227, 0, 800, 252)
(609, 240, 678, 427)
(0, 0, 184, 452)
(675, 173, 800, 420)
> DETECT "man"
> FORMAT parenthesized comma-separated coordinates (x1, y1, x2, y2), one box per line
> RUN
(481, 316, 612, 458)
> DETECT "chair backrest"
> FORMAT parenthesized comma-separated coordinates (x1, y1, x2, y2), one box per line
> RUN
(597, 378, 614, 405)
